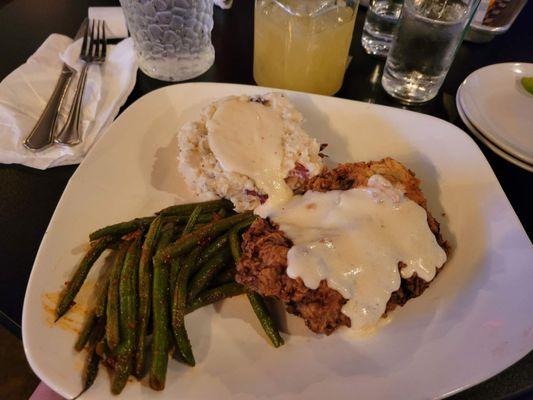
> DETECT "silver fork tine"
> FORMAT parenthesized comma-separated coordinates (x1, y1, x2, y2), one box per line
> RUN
(88, 20, 96, 60)
(95, 20, 102, 60)
(80, 19, 90, 59)
(101, 21, 107, 62)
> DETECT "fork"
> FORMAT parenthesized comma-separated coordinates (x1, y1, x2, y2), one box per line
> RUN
(55, 19, 107, 145)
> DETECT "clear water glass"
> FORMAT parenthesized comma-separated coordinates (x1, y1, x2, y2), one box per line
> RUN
(361, 0, 403, 57)
(119, 0, 215, 82)
(381, 0, 479, 103)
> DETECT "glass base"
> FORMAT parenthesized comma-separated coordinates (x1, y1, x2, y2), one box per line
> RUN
(381, 68, 440, 104)
(361, 32, 391, 58)
(137, 46, 215, 82)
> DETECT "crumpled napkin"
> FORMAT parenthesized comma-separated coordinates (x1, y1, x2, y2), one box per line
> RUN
(0, 34, 137, 169)
(214, 0, 234, 9)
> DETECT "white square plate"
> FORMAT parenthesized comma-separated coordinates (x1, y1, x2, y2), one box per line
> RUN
(22, 83, 533, 400)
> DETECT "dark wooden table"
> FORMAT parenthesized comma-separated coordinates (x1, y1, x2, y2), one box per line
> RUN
(0, 0, 531, 398)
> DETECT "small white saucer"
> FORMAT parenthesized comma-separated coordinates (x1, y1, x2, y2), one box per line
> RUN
(457, 86, 533, 172)
(458, 63, 533, 165)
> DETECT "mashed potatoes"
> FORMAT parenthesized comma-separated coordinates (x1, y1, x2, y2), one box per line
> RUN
(177, 93, 324, 211)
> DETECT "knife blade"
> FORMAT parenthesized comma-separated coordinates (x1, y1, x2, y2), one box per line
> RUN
(24, 18, 88, 150)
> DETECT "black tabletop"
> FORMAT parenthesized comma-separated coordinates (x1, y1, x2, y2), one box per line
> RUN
(0, 0, 532, 398)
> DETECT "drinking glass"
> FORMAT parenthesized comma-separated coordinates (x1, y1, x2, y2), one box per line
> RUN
(253, 0, 359, 96)
(119, 0, 215, 82)
(381, 0, 480, 103)
(361, 0, 403, 57)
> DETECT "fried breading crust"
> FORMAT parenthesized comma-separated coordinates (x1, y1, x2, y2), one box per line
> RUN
(236, 158, 449, 335)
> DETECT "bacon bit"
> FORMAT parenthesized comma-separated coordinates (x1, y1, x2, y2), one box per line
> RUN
(305, 203, 317, 210)
(319, 143, 329, 158)
(128, 323, 136, 329)
(288, 162, 310, 180)
(245, 189, 268, 204)
(249, 96, 270, 105)
(64, 281, 70, 285)
(211, 212, 223, 222)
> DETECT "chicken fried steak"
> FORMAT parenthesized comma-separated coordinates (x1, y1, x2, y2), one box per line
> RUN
(236, 158, 449, 335)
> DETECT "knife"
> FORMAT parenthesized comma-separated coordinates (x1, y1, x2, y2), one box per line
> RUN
(24, 18, 88, 150)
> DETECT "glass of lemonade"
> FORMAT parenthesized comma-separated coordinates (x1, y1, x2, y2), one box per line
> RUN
(254, 0, 359, 96)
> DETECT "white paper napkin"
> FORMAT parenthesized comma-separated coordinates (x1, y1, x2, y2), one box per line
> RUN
(88, 7, 129, 38)
(214, 0, 234, 9)
(0, 34, 138, 169)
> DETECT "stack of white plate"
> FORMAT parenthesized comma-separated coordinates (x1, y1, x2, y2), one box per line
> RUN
(456, 62, 533, 172)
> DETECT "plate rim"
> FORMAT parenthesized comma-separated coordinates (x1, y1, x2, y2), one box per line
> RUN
(459, 62, 533, 165)
(456, 85, 533, 173)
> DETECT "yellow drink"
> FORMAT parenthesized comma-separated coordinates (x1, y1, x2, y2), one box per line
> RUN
(254, 0, 358, 96)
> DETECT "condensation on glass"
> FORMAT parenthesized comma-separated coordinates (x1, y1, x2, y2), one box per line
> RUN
(120, 0, 215, 82)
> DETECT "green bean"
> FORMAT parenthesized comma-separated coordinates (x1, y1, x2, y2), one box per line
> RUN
(73, 317, 106, 399)
(106, 240, 129, 351)
(169, 258, 181, 298)
(209, 266, 237, 287)
(111, 235, 142, 395)
(229, 227, 284, 348)
(188, 247, 232, 301)
(74, 313, 97, 352)
(155, 213, 253, 264)
(153, 224, 175, 256)
(75, 261, 112, 352)
(148, 224, 175, 390)
(189, 215, 253, 276)
(157, 199, 233, 216)
(95, 274, 110, 318)
(159, 225, 177, 294)
(164, 213, 214, 225)
(83, 348, 100, 391)
(95, 337, 110, 359)
(95, 340, 106, 358)
(228, 218, 255, 262)
(171, 248, 200, 366)
(89, 217, 154, 241)
(182, 206, 203, 236)
(195, 235, 228, 268)
(229, 231, 242, 263)
(88, 316, 106, 348)
(73, 344, 101, 399)
(187, 283, 246, 314)
(168, 206, 202, 298)
(56, 236, 114, 321)
(246, 292, 284, 348)
(134, 216, 163, 378)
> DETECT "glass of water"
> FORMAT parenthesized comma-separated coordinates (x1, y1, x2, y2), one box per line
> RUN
(381, 0, 480, 103)
(119, 0, 215, 82)
(361, 0, 403, 57)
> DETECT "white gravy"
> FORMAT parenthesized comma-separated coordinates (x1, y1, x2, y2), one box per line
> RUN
(206, 98, 293, 210)
(265, 175, 447, 331)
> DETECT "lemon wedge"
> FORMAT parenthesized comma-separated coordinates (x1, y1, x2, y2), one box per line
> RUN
(521, 77, 533, 94)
